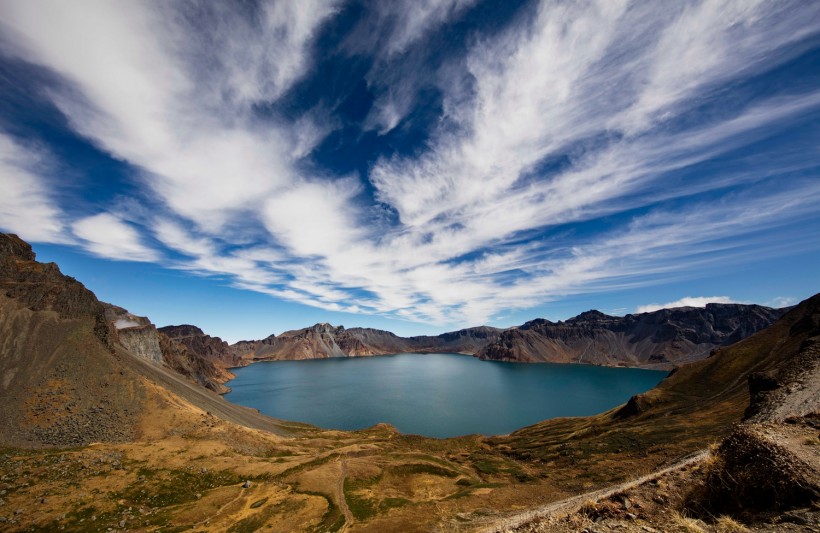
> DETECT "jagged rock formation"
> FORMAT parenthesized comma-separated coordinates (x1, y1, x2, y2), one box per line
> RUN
(158, 324, 239, 394)
(105, 305, 164, 364)
(160, 324, 244, 368)
(476, 304, 785, 368)
(103, 306, 232, 393)
(0, 234, 114, 349)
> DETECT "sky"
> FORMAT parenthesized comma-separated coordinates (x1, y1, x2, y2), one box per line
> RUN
(0, 0, 819, 343)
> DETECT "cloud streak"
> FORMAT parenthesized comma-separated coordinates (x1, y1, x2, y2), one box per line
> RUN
(0, 0, 818, 328)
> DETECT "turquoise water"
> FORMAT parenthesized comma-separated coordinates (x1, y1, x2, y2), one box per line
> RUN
(225, 353, 667, 438)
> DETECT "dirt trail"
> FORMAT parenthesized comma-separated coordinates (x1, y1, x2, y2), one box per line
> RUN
(192, 486, 246, 528)
(112, 345, 309, 436)
(337, 456, 354, 531)
(473, 449, 709, 533)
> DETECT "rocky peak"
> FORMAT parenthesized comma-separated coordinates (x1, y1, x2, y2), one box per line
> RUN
(520, 318, 554, 330)
(567, 309, 612, 323)
(313, 322, 343, 334)
(0, 233, 113, 348)
(0, 233, 35, 261)
(159, 324, 206, 338)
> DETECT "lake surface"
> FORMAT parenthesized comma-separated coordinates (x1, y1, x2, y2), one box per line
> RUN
(225, 353, 667, 438)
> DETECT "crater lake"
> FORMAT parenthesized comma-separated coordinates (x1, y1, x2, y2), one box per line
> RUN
(225, 353, 668, 438)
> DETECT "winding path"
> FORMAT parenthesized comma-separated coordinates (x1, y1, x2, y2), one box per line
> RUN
(337, 456, 354, 531)
(472, 449, 709, 532)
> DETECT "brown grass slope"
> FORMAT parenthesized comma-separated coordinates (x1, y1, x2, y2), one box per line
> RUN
(496, 295, 820, 533)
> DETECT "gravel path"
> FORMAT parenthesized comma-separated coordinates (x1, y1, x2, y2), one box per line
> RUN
(473, 449, 710, 533)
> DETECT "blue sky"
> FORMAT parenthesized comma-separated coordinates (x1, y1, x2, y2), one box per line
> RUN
(1, 0, 819, 343)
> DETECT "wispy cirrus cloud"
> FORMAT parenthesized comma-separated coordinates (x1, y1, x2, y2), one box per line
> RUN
(0, 0, 339, 232)
(0, 0, 818, 330)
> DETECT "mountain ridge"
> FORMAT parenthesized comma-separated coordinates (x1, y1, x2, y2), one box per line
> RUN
(190, 303, 786, 370)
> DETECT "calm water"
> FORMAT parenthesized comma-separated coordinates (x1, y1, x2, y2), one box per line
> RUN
(225, 353, 667, 438)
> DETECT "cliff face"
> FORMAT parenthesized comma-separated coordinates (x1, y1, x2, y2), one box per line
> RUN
(476, 304, 786, 368)
(159, 324, 243, 368)
(157, 324, 239, 394)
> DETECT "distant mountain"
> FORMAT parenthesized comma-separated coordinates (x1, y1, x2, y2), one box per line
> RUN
(231, 323, 503, 361)
(229, 307, 785, 369)
(476, 305, 786, 367)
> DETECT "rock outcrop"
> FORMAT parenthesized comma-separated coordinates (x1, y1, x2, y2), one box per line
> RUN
(105, 306, 164, 364)
(158, 324, 239, 393)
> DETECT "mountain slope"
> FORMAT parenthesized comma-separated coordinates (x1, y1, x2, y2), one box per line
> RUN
(0, 233, 297, 446)
(476, 305, 784, 368)
(494, 294, 820, 481)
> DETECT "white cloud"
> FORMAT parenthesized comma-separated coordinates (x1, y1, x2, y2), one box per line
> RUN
(262, 178, 365, 258)
(0, 0, 337, 231)
(636, 296, 736, 314)
(767, 296, 797, 308)
(0, 133, 66, 242)
(72, 213, 158, 262)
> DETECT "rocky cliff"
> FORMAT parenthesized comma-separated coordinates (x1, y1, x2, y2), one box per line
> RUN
(102, 306, 231, 393)
(104, 305, 164, 365)
(157, 324, 239, 393)
(475, 304, 785, 368)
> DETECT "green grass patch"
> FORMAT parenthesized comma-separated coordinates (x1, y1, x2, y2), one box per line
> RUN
(381, 497, 410, 510)
(115, 467, 245, 507)
(227, 498, 307, 533)
(389, 463, 459, 478)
